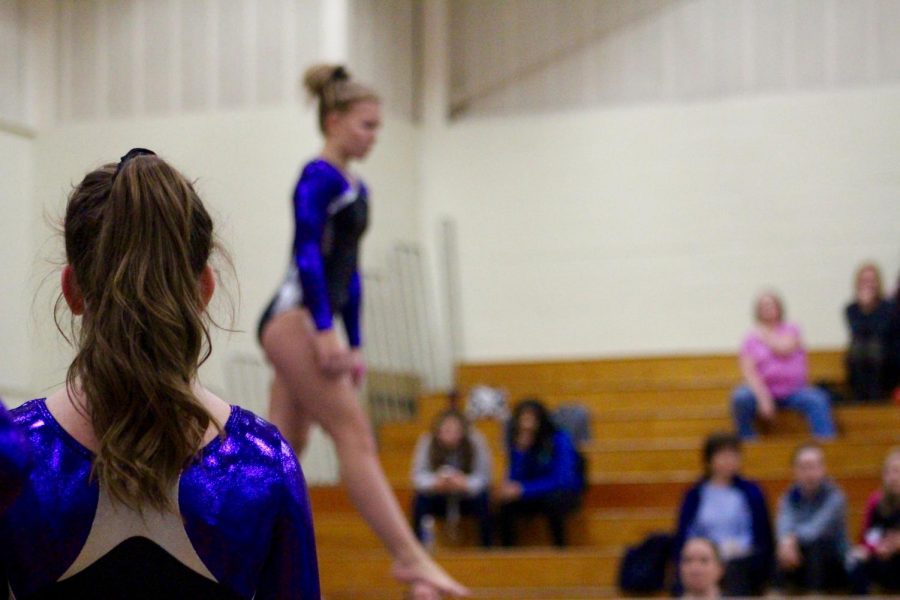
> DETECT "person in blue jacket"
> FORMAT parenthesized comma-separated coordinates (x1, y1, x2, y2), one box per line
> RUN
(496, 399, 582, 547)
(673, 433, 774, 597)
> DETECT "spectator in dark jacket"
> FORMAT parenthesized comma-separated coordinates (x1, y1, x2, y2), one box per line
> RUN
(674, 433, 774, 597)
(845, 263, 893, 400)
(496, 399, 581, 547)
(774, 442, 849, 593)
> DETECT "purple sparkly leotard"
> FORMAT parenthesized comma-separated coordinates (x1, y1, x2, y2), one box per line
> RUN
(0, 400, 30, 514)
(0, 399, 320, 600)
(258, 159, 369, 346)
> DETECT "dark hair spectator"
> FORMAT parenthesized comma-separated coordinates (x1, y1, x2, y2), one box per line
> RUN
(410, 409, 492, 546)
(731, 292, 836, 439)
(774, 443, 849, 593)
(496, 399, 581, 547)
(673, 433, 774, 596)
(845, 263, 893, 400)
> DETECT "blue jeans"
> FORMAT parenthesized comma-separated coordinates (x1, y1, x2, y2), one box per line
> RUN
(731, 385, 836, 439)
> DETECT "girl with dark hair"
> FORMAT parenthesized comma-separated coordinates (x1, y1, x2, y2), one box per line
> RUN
(0, 151, 319, 598)
(257, 65, 467, 597)
(673, 433, 774, 597)
(496, 399, 581, 547)
(411, 410, 492, 546)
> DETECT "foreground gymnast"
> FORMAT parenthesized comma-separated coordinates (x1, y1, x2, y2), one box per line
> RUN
(1, 150, 319, 598)
(258, 65, 467, 597)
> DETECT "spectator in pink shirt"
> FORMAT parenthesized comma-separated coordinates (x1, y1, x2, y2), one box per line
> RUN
(731, 293, 836, 439)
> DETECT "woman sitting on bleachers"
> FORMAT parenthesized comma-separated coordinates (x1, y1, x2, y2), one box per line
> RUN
(673, 433, 774, 597)
(679, 537, 724, 599)
(411, 409, 492, 547)
(845, 263, 893, 401)
(496, 399, 581, 547)
(850, 447, 900, 595)
(731, 292, 836, 439)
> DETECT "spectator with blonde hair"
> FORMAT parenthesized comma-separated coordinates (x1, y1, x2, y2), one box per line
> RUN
(731, 292, 836, 439)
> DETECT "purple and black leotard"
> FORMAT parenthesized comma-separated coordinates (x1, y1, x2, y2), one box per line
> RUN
(258, 159, 369, 346)
(0, 399, 320, 599)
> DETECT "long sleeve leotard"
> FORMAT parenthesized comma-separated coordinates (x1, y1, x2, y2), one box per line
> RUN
(0, 399, 320, 599)
(258, 159, 369, 347)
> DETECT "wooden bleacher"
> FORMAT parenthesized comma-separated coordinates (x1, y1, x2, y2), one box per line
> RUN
(312, 350, 898, 598)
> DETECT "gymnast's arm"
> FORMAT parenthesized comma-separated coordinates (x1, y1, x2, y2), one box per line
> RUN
(292, 167, 344, 335)
(255, 438, 321, 599)
(341, 270, 362, 348)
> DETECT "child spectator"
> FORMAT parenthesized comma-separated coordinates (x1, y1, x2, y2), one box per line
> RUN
(411, 409, 492, 546)
(774, 442, 849, 593)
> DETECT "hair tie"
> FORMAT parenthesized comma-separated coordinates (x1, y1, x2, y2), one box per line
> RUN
(113, 148, 156, 180)
(332, 66, 348, 81)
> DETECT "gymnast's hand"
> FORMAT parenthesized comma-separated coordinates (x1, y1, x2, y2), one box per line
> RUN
(314, 329, 354, 378)
(349, 348, 367, 388)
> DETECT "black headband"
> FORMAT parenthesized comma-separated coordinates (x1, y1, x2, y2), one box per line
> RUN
(113, 147, 156, 180)
(332, 66, 348, 81)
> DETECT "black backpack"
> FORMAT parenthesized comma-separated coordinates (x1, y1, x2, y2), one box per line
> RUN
(617, 533, 673, 594)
